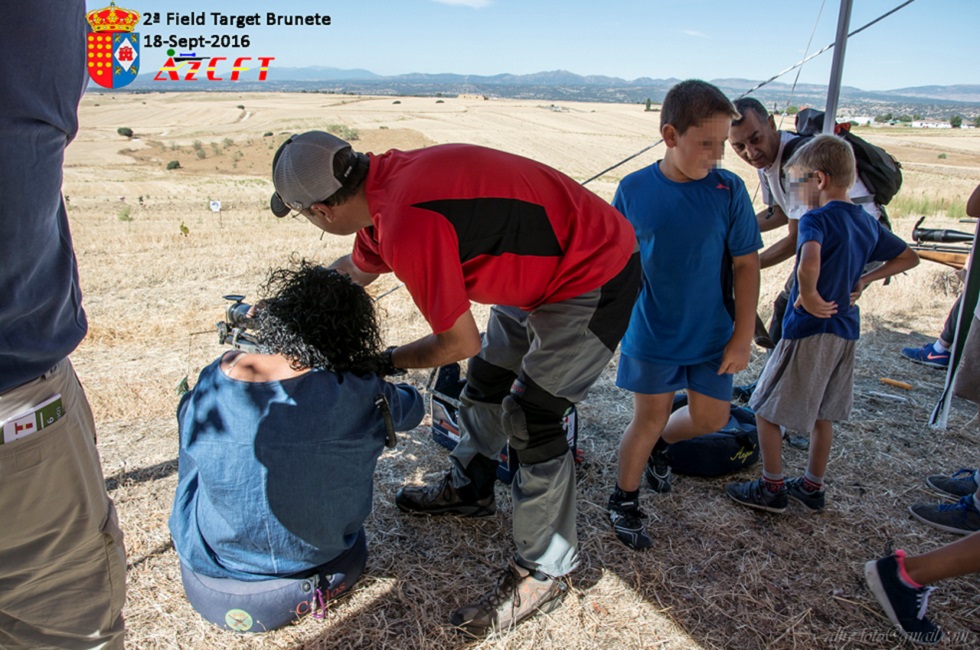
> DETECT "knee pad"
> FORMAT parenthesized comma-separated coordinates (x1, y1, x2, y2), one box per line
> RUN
(462, 356, 517, 405)
(502, 377, 573, 464)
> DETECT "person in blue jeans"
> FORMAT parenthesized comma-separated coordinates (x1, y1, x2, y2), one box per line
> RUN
(169, 261, 424, 633)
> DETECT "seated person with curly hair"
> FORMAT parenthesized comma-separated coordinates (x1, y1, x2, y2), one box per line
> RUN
(169, 261, 424, 633)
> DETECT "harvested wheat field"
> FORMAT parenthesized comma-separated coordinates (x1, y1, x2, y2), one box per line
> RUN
(64, 91, 980, 649)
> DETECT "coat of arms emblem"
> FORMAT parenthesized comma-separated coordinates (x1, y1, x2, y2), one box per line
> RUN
(86, 2, 141, 89)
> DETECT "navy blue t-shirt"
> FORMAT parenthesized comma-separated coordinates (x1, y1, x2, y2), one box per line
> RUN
(784, 201, 908, 340)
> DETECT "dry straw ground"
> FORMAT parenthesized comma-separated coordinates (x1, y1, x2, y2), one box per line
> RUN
(65, 91, 980, 649)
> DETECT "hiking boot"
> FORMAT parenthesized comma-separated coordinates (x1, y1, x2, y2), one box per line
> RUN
(644, 448, 673, 493)
(925, 469, 979, 499)
(450, 559, 566, 637)
(395, 471, 495, 517)
(909, 496, 980, 535)
(786, 477, 826, 512)
(864, 552, 942, 645)
(726, 478, 787, 513)
(608, 493, 652, 550)
(901, 343, 950, 369)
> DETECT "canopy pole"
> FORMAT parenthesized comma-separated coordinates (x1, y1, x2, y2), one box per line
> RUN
(823, 0, 854, 133)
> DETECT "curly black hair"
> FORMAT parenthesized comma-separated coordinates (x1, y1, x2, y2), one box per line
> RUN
(255, 259, 385, 375)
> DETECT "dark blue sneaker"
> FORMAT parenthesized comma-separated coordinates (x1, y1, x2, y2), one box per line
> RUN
(909, 495, 980, 535)
(901, 343, 950, 369)
(608, 493, 652, 550)
(925, 469, 979, 499)
(864, 552, 942, 645)
(725, 478, 787, 513)
(786, 477, 825, 512)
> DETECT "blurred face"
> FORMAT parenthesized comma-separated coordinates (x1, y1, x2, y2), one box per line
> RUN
(729, 110, 781, 170)
(788, 170, 821, 209)
(662, 113, 731, 182)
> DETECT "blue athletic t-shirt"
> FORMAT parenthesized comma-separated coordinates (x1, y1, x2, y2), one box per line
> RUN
(784, 200, 908, 341)
(614, 163, 762, 365)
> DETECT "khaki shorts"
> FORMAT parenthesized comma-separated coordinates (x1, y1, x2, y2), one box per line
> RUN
(749, 334, 856, 433)
(0, 359, 126, 649)
(953, 316, 980, 405)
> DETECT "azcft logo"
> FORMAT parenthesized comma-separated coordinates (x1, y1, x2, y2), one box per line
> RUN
(154, 50, 275, 81)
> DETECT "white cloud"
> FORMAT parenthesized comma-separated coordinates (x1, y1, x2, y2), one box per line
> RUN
(682, 29, 710, 39)
(432, 0, 492, 7)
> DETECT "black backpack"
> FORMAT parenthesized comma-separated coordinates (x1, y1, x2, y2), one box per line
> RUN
(661, 394, 760, 477)
(781, 108, 903, 206)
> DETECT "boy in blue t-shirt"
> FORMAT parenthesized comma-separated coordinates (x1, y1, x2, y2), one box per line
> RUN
(608, 80, 763, 549)
(727, 134, 919, 514)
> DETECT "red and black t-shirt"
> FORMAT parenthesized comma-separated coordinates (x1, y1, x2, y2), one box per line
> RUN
(351, 144, 636, 333)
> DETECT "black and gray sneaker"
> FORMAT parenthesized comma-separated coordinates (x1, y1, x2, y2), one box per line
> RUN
(644, 448, 673, 493)
(925, 469, 978, 499)
(450, 559, 566, 637)
(864, 552, 942, 645)
(725, 477, 787, 513)
(395, 470, 495, 517)
(608, 494, 652, 550)
(786, 477, 826, 512)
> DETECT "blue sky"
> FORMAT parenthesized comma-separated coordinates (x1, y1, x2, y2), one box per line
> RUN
(90, 0, 976, 91)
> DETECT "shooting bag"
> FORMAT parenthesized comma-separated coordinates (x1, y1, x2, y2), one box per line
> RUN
(783, 108, 903, 206)
(428, 363, 578, 484)
(661, 394, 760, 477)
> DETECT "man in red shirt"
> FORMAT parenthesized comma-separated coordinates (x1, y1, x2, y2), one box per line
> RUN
(271, 131, 638, 635)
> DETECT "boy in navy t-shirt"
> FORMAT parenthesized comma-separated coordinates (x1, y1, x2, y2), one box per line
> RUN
(608, 80, 763, 549)
(727, 134, 919, 514)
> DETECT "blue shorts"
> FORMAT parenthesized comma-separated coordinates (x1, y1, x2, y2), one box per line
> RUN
(616, 353, 733, 401)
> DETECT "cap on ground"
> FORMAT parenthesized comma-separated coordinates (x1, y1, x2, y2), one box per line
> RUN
(271, 131, 352, 215)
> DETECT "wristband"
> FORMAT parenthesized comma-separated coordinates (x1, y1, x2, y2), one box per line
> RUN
(382, 346, 407, 377)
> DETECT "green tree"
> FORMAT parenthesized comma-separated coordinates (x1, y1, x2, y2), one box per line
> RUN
(785, 105, 799, 115)
(644, 98, 652, 112)
(117, 127, 133, 138)
(973, 116, 980, 128)
(874, 112, 893, 123)
(950, 115, 963, 128)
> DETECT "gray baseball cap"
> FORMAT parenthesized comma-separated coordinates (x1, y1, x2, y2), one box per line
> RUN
(270, 131, 354, 217)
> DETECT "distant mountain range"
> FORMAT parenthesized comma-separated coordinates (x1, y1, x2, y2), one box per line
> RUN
(120, 67, 980, 117)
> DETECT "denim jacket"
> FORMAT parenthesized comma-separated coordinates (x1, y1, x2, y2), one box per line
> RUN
(169, 359, 423, 580)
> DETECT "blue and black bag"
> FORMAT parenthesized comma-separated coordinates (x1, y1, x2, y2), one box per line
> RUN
(662, 394, 760, 477)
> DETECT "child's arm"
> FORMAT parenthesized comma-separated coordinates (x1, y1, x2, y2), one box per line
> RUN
(794, 241, 838, 318)
(850, 246, 920, 306)
(718, 251, 760, 375)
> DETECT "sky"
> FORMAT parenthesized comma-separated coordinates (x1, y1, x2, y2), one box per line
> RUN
(87, 0, 977, 91)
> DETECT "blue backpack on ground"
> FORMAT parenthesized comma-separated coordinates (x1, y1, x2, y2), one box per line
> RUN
(662, 394, 760, 477)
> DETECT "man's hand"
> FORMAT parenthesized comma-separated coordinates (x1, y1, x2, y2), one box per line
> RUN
(794, 290, 838, 318)
(718, 337, 752, 375)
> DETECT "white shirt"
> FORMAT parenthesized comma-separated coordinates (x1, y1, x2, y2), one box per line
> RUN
(759, 131, 880, 221)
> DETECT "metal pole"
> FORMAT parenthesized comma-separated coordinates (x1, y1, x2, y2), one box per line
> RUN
(823, 0, 854, 133)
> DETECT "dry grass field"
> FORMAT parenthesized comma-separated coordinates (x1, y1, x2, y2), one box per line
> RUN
(64, 91, 980, 649)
